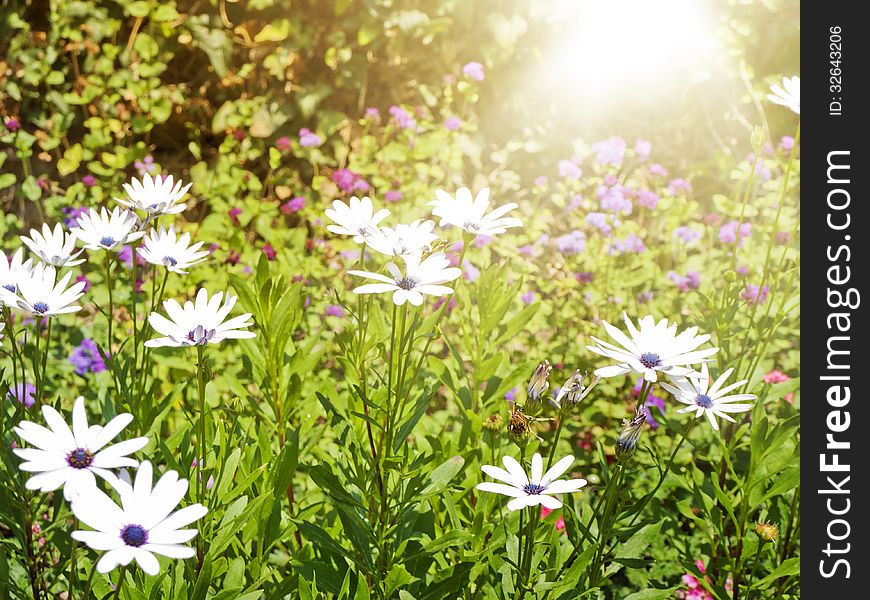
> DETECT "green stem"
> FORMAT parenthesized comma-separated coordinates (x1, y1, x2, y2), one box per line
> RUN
(628, 424, 691, 526)
(195, 345, 207, 566)
(744, 541, 765, 600)
(38, 317, 52, 404)
(82, 559, 98, 599)
(113, 564, 127, 600)
(69, 517, 79, 599)
(546, 410, 566, 471)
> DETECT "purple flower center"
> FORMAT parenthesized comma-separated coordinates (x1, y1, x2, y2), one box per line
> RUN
(120, 524, 148, 547)
(99, 236, 115, 247)
(396, 277, 417, 290)
(186, 325, 215, 345)
(523, 483, 546, 495)
(695, 394, 714, 409)
(66, 447, 94, 469)
(639, 352, 662, 369)
(32, 301, 50, 314)
(164, 256, 178, 267)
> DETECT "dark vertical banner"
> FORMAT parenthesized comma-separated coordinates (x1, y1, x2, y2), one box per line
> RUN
(803, 3, 868, 596)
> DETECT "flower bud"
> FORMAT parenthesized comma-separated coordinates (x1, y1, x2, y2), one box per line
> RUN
(483, 413, 503, 432)
(750, 125, 767, 154)
(754, 522, 779, 543)
(553, 370, 600, 410)
(508, 405, 531, 446)
(526, 360, 552, 405)
(615, 404, 646, 463)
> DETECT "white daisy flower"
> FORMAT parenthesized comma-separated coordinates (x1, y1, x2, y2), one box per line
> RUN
(429, 187, 522, 236)
(767, 75, 800, 115)
(325, 196, 390, 243)
(137, 227, 208, 274)
(348, 252, 461, 306)
(70, 207, 145, 252)
(117, 173, 192, 215)
(70, 461, 207, 575)
(364, 219, 439, 257)
(660, 364, 756, 431)
(476, 452, 587, 511)
(587, 314, 718, 383)
(145, 288, 256, 348)
(13, 263, 87, 317)
(13, 396, 148, 501)
(0, 248, 34, 306)
(20, 223, 85, 268)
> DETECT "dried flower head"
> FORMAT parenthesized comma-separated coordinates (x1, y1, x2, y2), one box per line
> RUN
(553, 370, 600, 410)
(483, 413, 503, 433)
(526, 360, 552, 405)
(754, 522, 779, 544)
(615, 404, 647, 463)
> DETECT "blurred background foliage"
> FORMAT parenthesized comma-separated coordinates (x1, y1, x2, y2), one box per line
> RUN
(1, 0, 798, 228)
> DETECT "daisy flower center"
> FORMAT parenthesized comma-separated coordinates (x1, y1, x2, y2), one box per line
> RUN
(395, 276, 417, 290)
(3, 283, 16, 293)
(695, 394, 714, 409)
(463, 221, 480, 231)
(163, 256, 178, 267)
(32, 301, 50, 314)
(639, 352, 662, 369)
(99, 236, 116, 247)
(186, 326, 216, 345)
(66, 447, 94, 469)
(523, 483, 547, 495)
(120, 524, 148, 547)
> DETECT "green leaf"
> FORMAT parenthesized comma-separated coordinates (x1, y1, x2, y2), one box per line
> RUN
(190, 554, 212, 600)
(385, 564, 416, 597)
(255, 20, 292, 43)
(0, 173, 15, 190)
(753, 557, 800, 589)
(623, 588, 679, 600)
(615, 522, 663, 559)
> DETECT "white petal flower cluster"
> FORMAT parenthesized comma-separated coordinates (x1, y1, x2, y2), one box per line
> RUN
(587, 313, 755, 430)
(324, 186, 522, 306)
(13, 397, 206, 575)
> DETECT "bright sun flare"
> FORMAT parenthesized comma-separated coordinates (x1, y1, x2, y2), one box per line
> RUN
(538, 0, 723, 107)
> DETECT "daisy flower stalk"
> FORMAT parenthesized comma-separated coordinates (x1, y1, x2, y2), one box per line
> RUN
(477, 453, 586, 595)
(144, 289, 255, 513)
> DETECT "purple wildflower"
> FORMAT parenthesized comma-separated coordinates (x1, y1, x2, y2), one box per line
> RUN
(521, 290, 536, 305)
(637, 189, 659, 210)
(299, 128, 322, 147)
(635, 139, 651, 160)
(389, 105, 417, 130)
(668, 178, 692, 195)
(281, 197, 305, 214)
(325, 304, 344, 317)
(62, 206, 88, 228)
(69, 339, 107, 376)
(7, 383, 36, 408)
(585, 212, 612, 235)
(275, 136, 292, 151)
(82, 175, 97, 188)
(533, 176, 548, 187)
(741, 284, 769, 305)
(462, 61, 485, 81)
(649, 163, 668, 177)
(444, 116, 462, 131)
(610, 233, 646, 255)
(591, 137, 627, 166)
(674, 226, 701, 245)
(555, 230, 586, 255)
(598, 186, 632, 214)
(558, 160, 582, 180)
(384, 190, 403, 203)
(718, 220, 752, 246)
(75, 275, 91, 292)
(779, 136, 795, 153)
(4, 117, 21, 132)
(134, 155, 155, 175)
(364, 107, 380, 120)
